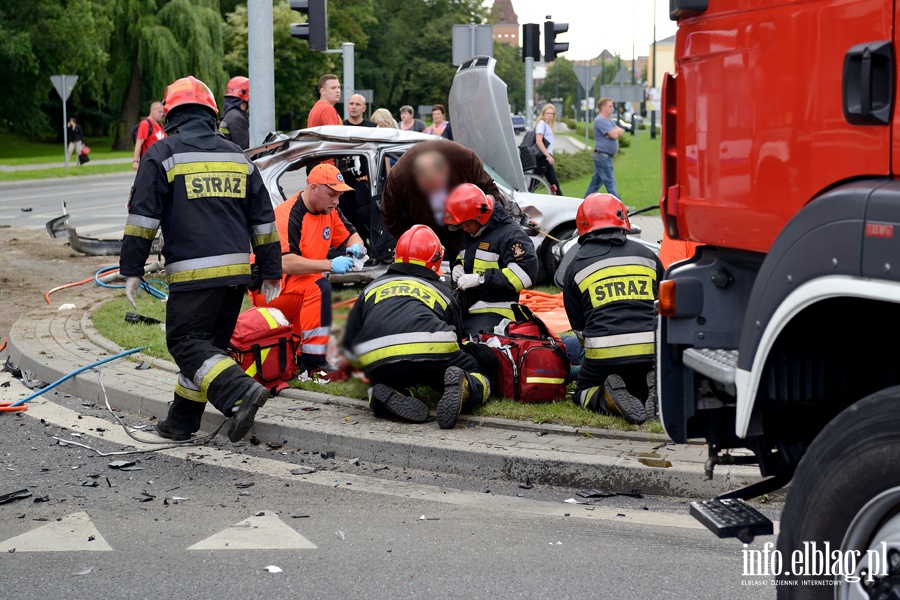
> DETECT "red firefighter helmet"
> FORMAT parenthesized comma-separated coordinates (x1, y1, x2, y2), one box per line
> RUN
(576, 193, 631, 236)
(394, 225, 444, 275)
(444, 183, 494, 230)
(163, 76, 218, 116)
(225, 76, 250, 101)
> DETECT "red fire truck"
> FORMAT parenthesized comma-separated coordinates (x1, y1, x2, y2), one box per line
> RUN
(660, 0, 900, 595)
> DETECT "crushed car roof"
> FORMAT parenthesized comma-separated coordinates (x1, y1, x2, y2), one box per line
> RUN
(288, 125, 436, 144)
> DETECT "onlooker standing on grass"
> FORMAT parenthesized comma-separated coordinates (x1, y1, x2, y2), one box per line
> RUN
(398, 105, 426, 132)
(66, 117, 84, 165)
(584, 98, 625, 198)
(534, 104, 563, 196)
(424, 104, 449, 137)
(307, 74, 343, 128)
(132, 101, 166, 170)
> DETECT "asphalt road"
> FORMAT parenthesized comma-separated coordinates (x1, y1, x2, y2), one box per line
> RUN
(0, 380, 779, 600)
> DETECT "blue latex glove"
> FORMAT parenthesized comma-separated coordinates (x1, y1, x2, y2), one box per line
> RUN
(346, 243, 367, 259)
(331, 256, 354, 274)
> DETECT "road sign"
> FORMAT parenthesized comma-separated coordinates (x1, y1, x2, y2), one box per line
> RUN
(575, 66, 602, 94)
(356, 89, 374, 104)
(612, 67, 631, 85)
(600, 84, 646, 103)
(50, 75, 78, 102)
(452, 24, 493, 66)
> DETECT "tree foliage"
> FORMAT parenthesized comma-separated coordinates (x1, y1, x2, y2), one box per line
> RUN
(0, 0, 112, 137)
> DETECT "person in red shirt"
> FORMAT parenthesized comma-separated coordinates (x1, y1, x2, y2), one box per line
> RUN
(251, 164, 366, 371)
(306, 74, 343, 128)
(132, 101, 166, 169)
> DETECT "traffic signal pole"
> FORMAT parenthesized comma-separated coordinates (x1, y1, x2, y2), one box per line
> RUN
(248, 0, 276, 147)
(524, 56, 534, 123)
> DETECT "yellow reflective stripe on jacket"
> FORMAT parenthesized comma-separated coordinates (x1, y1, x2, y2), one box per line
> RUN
(472, 249, 500, 274)
(124, 225, 158, 240)
(168, 264, 251, 284)
(165, 161, 250, 183)
(175, 382, 207, 403)
(124, 214, 161, 240)
(468, 300, 516, 320)
(251, 222, 279, 248)
(364, 278, 449, 311)
(196, 354, 236, 395)
(504, 262, 533, 291)
(353, 331, 459, 367)
(574, 256, 658, 286)
(577, 264, 657, 293)
(584, 331, 655, 360)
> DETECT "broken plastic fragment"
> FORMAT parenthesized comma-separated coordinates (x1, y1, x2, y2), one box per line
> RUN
(290, 466, 316, 475)
(563, 498, 586, 505)
(108, 460, 136, 469)
(335, 531, 346, 541)
(58, 303, 76, 311)
(263, 566, 283, 573)
(234, 482, 254, 489)
(74, 566, 94, 576)
(0, 489, 31, 505)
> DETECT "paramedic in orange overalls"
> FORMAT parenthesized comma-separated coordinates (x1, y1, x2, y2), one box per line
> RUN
(251, 164, 366, 372)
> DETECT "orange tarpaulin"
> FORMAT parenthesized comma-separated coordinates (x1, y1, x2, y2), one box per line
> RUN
(518, 289, 571, 334)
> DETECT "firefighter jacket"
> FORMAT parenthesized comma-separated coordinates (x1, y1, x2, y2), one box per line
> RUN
(120, 134, 281, 291)
(455, 204, 539, 321)
(219, 98, 250, 150)
(563, 230, 664, 364)
(342, 263, 465, 371)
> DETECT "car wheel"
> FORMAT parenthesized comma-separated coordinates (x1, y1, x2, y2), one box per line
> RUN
(775, 387, 900, 599)
(539, 225, 575, 287)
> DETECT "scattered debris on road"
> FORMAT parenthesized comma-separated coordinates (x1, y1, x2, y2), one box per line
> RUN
(0, 489, 31, 504)
(263, 566, 283, 573)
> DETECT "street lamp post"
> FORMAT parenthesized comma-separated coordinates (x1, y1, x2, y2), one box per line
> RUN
(651, 0, 658, 139)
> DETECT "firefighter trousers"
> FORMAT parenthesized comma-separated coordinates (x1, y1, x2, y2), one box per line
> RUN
(252, 276, 331, 370)
(369, 352, 490, 409)
(573, 358, 653, 411)
(166, 286, 259, 433)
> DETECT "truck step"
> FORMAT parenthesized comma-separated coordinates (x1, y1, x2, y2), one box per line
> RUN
(690, 498, 773, 544)
(683, 348, 739, 385)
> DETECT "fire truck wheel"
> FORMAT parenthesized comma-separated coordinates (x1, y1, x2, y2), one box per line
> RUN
(776, 387, 900, 600)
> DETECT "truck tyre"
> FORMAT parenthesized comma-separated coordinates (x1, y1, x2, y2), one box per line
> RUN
(776, 387, 900, 599)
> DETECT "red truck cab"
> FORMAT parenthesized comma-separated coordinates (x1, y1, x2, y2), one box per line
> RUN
(660, 0, 900, 594)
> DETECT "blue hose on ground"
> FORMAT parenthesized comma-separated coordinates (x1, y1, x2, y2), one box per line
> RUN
(7, 347, 143, 408)
(94, 266, 168, 300)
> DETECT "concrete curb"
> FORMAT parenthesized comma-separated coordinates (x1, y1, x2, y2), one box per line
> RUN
(8, 298, 763, 498)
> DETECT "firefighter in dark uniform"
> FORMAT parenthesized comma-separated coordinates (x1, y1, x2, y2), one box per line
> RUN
(219, 76, 250, 150)
(443, 183, 539, 336)
(120, 76, 283, 443)
(342, 225, 492, 429)
(562, 193, 663, 424)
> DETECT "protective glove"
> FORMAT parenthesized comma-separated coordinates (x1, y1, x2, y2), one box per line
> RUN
(346, 243, 367, 259)
(124, 277, 142, 309)
(451, 264, 466, 283)
(331, 256, 354, 274)
(261, 279, 282, 304)
(456, 273, 482, 290)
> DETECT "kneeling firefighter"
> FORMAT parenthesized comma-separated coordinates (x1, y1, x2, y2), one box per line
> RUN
(444, 184, 539, 336)
(562, 193, 663, 424)
(119, 75, 283, 443)
(341, 225, 495, 429)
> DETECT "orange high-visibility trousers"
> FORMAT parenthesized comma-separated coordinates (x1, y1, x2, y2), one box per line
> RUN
(251, 276, 332, 370)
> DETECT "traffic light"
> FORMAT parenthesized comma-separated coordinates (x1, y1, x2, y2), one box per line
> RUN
(290, 0, 328, 52)
(543, 21, 569, 62)
(522, 24, 541, 62)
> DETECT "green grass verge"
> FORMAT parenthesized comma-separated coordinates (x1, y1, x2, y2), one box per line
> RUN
(559, 129, 661, 209)
(0, 162, 133, 182)
(0, 132, 131, 164)
(91, 286, 658, 432)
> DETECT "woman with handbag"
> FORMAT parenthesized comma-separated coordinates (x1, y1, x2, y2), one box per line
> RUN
(534, 104, 563, 196)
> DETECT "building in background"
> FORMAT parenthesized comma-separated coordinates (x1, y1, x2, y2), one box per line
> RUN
(490, 0, 519, 47)
(647, 34, 676, 86)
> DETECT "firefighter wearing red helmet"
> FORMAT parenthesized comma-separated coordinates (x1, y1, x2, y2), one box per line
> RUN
(342, 225, 493, 428)
(119, 75, 283, 443)
(562, 193, 663, 423)
(444, 183, 539, 335)
(219, 75, 250, 150)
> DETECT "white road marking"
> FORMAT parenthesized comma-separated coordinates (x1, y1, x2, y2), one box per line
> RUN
(187, 512, 317, 550)
(0, 512, 113, 552)
(16, 394, 758, 533)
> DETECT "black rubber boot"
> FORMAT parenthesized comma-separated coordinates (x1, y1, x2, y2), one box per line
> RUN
(370, 384, 429, 423)
(645, 370, 658, 421)
(437, 367, 471, 429)
(155, 419, 192, 442)
(602, 374, 647, 424)
(227, 383, 270, 443)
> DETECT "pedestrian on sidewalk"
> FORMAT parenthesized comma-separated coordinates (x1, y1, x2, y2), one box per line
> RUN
(562, 194, 663, 423)
(132, 102, 166, 169)
(584, 98, 625, 198)
(534, 104, 563, 196)
(119, 76, 282, 444)
(66, 118, 84, 165)
(342, 225, 494, 428)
